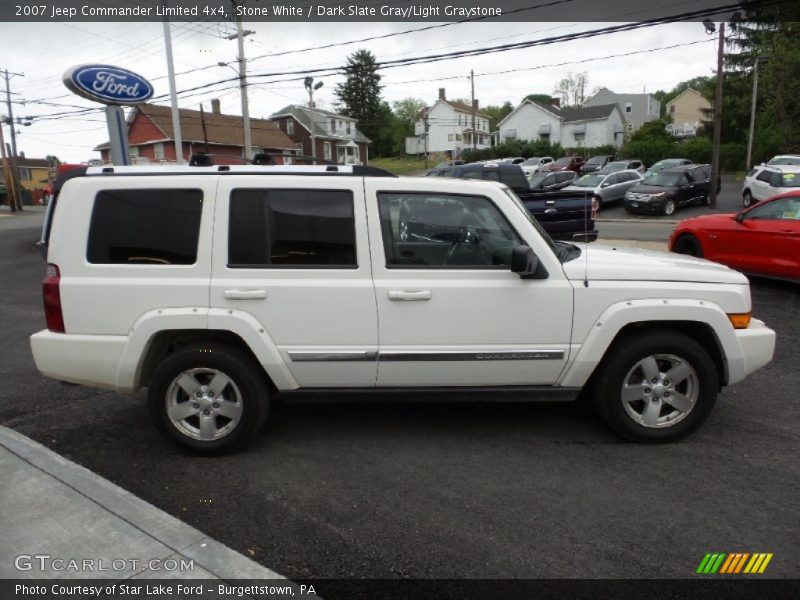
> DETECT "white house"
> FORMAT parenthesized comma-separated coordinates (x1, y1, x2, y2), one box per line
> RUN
(584, 88, 660, 132)
(497, 100, 626, 149)
(405, 88, 492, 157)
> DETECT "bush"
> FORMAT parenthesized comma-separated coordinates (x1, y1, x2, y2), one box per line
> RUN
(677, 137, 712, 164)
(462, 141, 619, 163)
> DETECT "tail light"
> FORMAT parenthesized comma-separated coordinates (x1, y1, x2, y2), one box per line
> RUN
(591, 197, 600, 219)
(43, 263, 65, 333)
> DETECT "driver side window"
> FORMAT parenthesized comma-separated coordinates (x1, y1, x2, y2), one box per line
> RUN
(748, 198, 800, 220)
(377, 193, 522, 268)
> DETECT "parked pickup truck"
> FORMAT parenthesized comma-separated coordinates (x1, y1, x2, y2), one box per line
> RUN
(427, 161, 596, 241)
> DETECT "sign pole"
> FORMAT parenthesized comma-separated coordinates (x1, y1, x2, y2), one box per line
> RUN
(105, 106, 130, 166)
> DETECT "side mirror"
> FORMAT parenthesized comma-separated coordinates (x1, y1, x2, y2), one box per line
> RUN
(736, 212, 745, 223)
(601, 182, 610, 188)
(511, 245, 548, 279)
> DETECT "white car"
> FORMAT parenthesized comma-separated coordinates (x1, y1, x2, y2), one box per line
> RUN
(742, 165, 800, 207)
(562, 170, 643, 210)
(766, 154, 800, 167)
(31, 163, 775, 452)
(521, 156, 554, 177)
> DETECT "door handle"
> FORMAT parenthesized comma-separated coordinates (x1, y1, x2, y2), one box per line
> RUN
(224, 288, 267, 300)
(544, 208, 558, 214)
(388, 290, 432, 301)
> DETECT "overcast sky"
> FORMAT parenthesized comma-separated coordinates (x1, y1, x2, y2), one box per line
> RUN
(1, 19, 719, 162)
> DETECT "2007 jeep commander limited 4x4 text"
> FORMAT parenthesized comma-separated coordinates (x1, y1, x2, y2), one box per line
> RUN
(31, 164, 775, 453)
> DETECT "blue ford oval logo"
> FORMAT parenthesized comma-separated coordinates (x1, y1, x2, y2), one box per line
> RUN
(63, 64, 153, 105)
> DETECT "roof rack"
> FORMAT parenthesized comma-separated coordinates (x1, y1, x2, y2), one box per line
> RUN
(83, 164, 397, 178)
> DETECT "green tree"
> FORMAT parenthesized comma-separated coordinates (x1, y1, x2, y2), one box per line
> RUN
(335, 49, 384, 154)
(481, 101, 514, 133)
(391, 98, 426, 135)
(523, 93, 552, 104)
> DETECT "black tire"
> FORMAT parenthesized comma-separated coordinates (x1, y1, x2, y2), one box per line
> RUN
(148, 343, 269, 454)
(591, 330, 718, 443)
(662, 198, 676, 216)
(743, 190, 753, 208)
(673, 234, 704, 258)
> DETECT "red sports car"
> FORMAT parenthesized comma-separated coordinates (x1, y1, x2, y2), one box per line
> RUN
(669, 191, 800, 282)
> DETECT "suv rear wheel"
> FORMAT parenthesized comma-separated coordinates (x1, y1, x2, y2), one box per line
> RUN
(743, 190, 754, 208)
(662, 198, 676, 216)
(148, 343, 269, 454)
(592, 330, 718, 442)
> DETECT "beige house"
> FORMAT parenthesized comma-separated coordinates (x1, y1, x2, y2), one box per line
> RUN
(665, 88, 711, 138)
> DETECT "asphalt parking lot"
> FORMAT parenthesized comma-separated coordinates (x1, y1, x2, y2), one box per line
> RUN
(1, 217, 798, 582)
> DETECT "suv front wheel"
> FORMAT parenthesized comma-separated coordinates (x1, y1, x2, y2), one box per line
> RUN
(148, 343, 270, 454)
(592, 330, 718, 442)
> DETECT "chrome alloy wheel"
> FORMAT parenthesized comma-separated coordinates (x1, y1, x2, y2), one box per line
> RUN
(620, 354, 699, 428)
(165, 368, 243, 441)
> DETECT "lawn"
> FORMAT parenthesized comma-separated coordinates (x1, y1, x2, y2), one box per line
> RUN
(369, 156, 431, 176)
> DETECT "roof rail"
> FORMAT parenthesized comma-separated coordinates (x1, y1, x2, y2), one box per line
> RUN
(83, 164, 397, 178)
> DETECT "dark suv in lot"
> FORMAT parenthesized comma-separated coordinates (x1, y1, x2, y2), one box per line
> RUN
(624, 165, 716, 216)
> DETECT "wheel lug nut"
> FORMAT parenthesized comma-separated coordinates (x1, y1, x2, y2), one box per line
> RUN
(212, 402, 219, 408)
(195, 392, 202, 398)
(644, 388, 651, 394)
(651, 378, 658, 384)
(663, 380, 670, 386)
(203, 409, 210, 415)
(664, 391, 670, 397)
(193, 403, 199, 409)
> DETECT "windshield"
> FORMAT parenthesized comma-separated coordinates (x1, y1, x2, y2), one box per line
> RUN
(768, 156, 800, 166)
(528, 173, 549, 187)
(602, 161, 628, 172)
(586, 156, 606, 165)
(554, 157, 572, 166)
(650, 159, 685, 172)
(573, 174, 604, 187)
(504, 189, 559, 256)
(523, 157, 541, 165)
(642, 172, 682, 187)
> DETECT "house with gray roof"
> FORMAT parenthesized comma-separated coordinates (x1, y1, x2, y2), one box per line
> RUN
(496, 99, 626, 149)
(270, 105, 371, 165)
(584, 88, 660, 132)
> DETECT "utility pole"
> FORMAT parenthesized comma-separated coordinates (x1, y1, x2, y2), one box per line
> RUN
(0, 121, 17, 212)
(708, 23, 725, 209)
(746, 56, 769, 170)
(228, 20, 254, 161)
(3, 69, 24, 210)
(162, 16, 184, 165)
(304, 77, 323, 165)
(470, 69, 476, 151)
(424, 111, 429, 169)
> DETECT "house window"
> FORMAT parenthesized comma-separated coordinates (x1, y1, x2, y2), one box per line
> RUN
(346, 121, 351, 135)
(324, 141, 332, 160)
(286, 119, 294, 135)
(330, 118, 336, 132)
(295, 142, 304, 154)
(455, 134, 461, 141)
(154, 142, 165, 160)
(669, 105, 676, 114)
(448, 134, 454, 141)
(19, 167, 32, 181)
(625, 102, 633, 114)
(128, 146, 139, 158)
(539, 134, 550, 141)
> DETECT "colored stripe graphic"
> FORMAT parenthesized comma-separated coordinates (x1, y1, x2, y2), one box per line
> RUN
(701, 552, 773, 574)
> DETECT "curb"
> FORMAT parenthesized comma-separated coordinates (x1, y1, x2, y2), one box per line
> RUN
(596, 218, 679, 225)
(0, 426, 287, 582)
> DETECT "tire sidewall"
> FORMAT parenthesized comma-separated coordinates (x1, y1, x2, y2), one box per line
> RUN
(663, 199, 676, 216)
(674, 234, 703, 258)
(743, 191, 752, 208)
(594, 332, 718, 442)
(148, 345, 269, 454)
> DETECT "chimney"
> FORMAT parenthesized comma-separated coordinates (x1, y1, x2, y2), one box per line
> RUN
(19, 151, 25, 159)
(211, 99, 221, 114)
(472, 99, 479, 110)
(550, 97, 561, 108)
(438, 88, 446, 101)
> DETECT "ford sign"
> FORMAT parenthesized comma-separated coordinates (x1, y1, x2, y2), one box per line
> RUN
(63, 64, 153, 105)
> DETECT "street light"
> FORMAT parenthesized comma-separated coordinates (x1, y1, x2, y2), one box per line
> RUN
(746, 55, 769, 170)
(304, 76, 324, 165)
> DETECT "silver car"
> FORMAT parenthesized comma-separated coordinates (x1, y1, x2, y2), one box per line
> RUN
(563, 170, 643, 210)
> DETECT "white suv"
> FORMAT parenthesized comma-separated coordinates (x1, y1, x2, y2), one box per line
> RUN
(742, 165, 800, 207)
(31, 164, 776, 453)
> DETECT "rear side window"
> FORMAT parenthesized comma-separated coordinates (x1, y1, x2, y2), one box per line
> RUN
(87, 189, 202, 265)
(228, 189, 356, 268)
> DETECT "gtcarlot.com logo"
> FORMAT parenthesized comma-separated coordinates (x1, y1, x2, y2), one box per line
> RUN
(696, 552, 773, 574)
